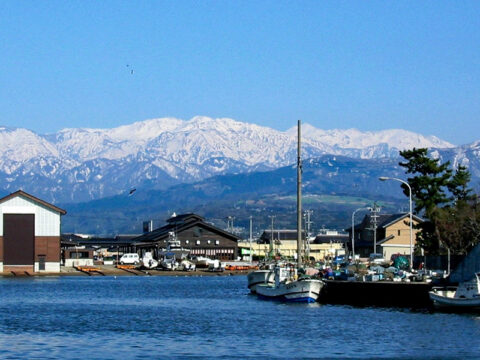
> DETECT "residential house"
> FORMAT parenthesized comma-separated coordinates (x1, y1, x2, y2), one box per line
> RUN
(347, 213, 423, 260)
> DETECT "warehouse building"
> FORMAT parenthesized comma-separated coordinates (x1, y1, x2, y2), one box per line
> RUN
(133, 213, 240, 261)
(0, 190, 66, 273)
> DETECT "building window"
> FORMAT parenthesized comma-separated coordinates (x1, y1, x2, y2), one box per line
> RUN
(70, 251, 90, 259)
(215, 240, 220, 245)
(398, 230, 401, 236)
(196, 240, 200, 245)
(207, 239, 211, 244)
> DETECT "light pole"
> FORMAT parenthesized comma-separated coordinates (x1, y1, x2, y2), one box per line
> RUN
(249, 216, 253, 263)
(379, 176, 413, 270)
(352, 207, 370, 261)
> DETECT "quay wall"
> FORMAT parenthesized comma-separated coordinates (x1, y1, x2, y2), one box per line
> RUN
(321, 280, 433, 308)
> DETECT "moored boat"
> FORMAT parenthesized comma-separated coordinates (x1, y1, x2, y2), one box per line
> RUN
(256, 264, 323, 303)
(429, 273, 480, 308)
(247, 268, 275, 294)
(252, 121, 323, 303)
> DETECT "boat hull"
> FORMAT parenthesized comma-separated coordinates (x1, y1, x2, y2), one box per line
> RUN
(247, 270, 275, 294)
(256, 279, 323, 303)
(429, 290, 480, 308)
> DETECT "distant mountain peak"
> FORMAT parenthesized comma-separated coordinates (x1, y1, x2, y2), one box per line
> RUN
(0, 116, 472, 203)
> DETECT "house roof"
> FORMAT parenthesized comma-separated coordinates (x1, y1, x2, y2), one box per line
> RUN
(0, 190, 67, 215)
(376, 234, 395, 246)
(346, 213, 423, 232)
(166, 213, 205, 224)
(378, 213, 423, 228)
(314, 233, 350, 244)
(260, 229, 305, 242)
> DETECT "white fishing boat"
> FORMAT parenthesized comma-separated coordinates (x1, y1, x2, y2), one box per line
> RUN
(247, 264, 275, 293)
(429, 272, 480, 308)
(142, 252, 158, 269)
(256, 264, 323, 303)
(252, 120, 323, 303)
(162, 231, 190, 260)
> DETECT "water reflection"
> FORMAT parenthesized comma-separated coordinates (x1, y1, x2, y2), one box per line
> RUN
(0, 276, 479, 359)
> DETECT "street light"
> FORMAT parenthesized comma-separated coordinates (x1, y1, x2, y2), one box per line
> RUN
(352, 207, 370, 261)
(379, 176, 413, 270)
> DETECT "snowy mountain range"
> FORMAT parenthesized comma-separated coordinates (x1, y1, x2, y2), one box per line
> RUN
(0, 116, 475, 203)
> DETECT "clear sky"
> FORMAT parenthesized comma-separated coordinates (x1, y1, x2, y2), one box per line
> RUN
(1, 1, 479, 145)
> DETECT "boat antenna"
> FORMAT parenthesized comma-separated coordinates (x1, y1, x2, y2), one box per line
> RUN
(297, 119, 303, 268)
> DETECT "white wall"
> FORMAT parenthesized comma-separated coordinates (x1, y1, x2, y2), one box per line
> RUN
(35, 262, 61, 272)
(64, 259, 94, 267)
(0, 195, 61, 236)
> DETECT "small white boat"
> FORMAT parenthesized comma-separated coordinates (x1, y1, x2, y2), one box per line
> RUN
(429, 273, 480, 308)
(255, 265, 323, 303)
(247, 267, 275, 293)
(142, 252, 158, 269)
(178, 259, 196, 271)
(160, 252, 178, 270)
(192, 256, 214, 268)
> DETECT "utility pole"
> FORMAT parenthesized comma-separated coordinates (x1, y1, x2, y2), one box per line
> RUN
(369, 203, 380, 255)
(227, 216, 235, 233)
(268, 215, 275, 258)
(304, 210, 313, 261)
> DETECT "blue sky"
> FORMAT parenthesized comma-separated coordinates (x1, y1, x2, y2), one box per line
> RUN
(1, 1, 479, 145)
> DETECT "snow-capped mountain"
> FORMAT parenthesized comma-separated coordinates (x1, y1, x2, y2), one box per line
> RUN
(0, 117, 463, 203)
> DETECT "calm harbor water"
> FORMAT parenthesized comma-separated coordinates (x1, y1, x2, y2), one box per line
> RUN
(0, 275, 479, 359)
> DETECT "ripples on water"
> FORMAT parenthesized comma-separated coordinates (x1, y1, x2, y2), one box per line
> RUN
(0, 275, 479, 359)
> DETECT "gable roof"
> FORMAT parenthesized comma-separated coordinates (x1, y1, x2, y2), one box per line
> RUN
(132, 213, 240, 245)
(166, 213, 205, 225)
(0, 190, 67, 215)
(378, 213, 423, 228)
(346, 213, 423, 232)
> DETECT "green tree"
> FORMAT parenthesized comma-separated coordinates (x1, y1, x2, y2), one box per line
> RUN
(399, 148, 452, 217)
(432, 200, 480, 255)
(398, 148, 477, 254)
(448, 165, 475, 202)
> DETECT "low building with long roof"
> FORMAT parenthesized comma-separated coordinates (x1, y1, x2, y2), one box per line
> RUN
(132, 213, 240, 261)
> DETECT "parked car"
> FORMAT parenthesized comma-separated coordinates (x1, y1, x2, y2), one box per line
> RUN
(119, 253, 140, 265)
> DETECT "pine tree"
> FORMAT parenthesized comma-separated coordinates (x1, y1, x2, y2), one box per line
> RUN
(399, 148, 452, 217)
(398, 148, 478, 254)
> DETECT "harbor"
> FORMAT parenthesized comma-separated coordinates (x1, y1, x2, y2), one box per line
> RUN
(1, 275, 479, 359)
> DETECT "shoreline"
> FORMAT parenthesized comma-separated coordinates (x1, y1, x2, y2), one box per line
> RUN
(1, 265, 251, 277)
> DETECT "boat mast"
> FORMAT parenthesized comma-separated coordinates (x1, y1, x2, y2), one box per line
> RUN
(297, 120, 302, 268)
